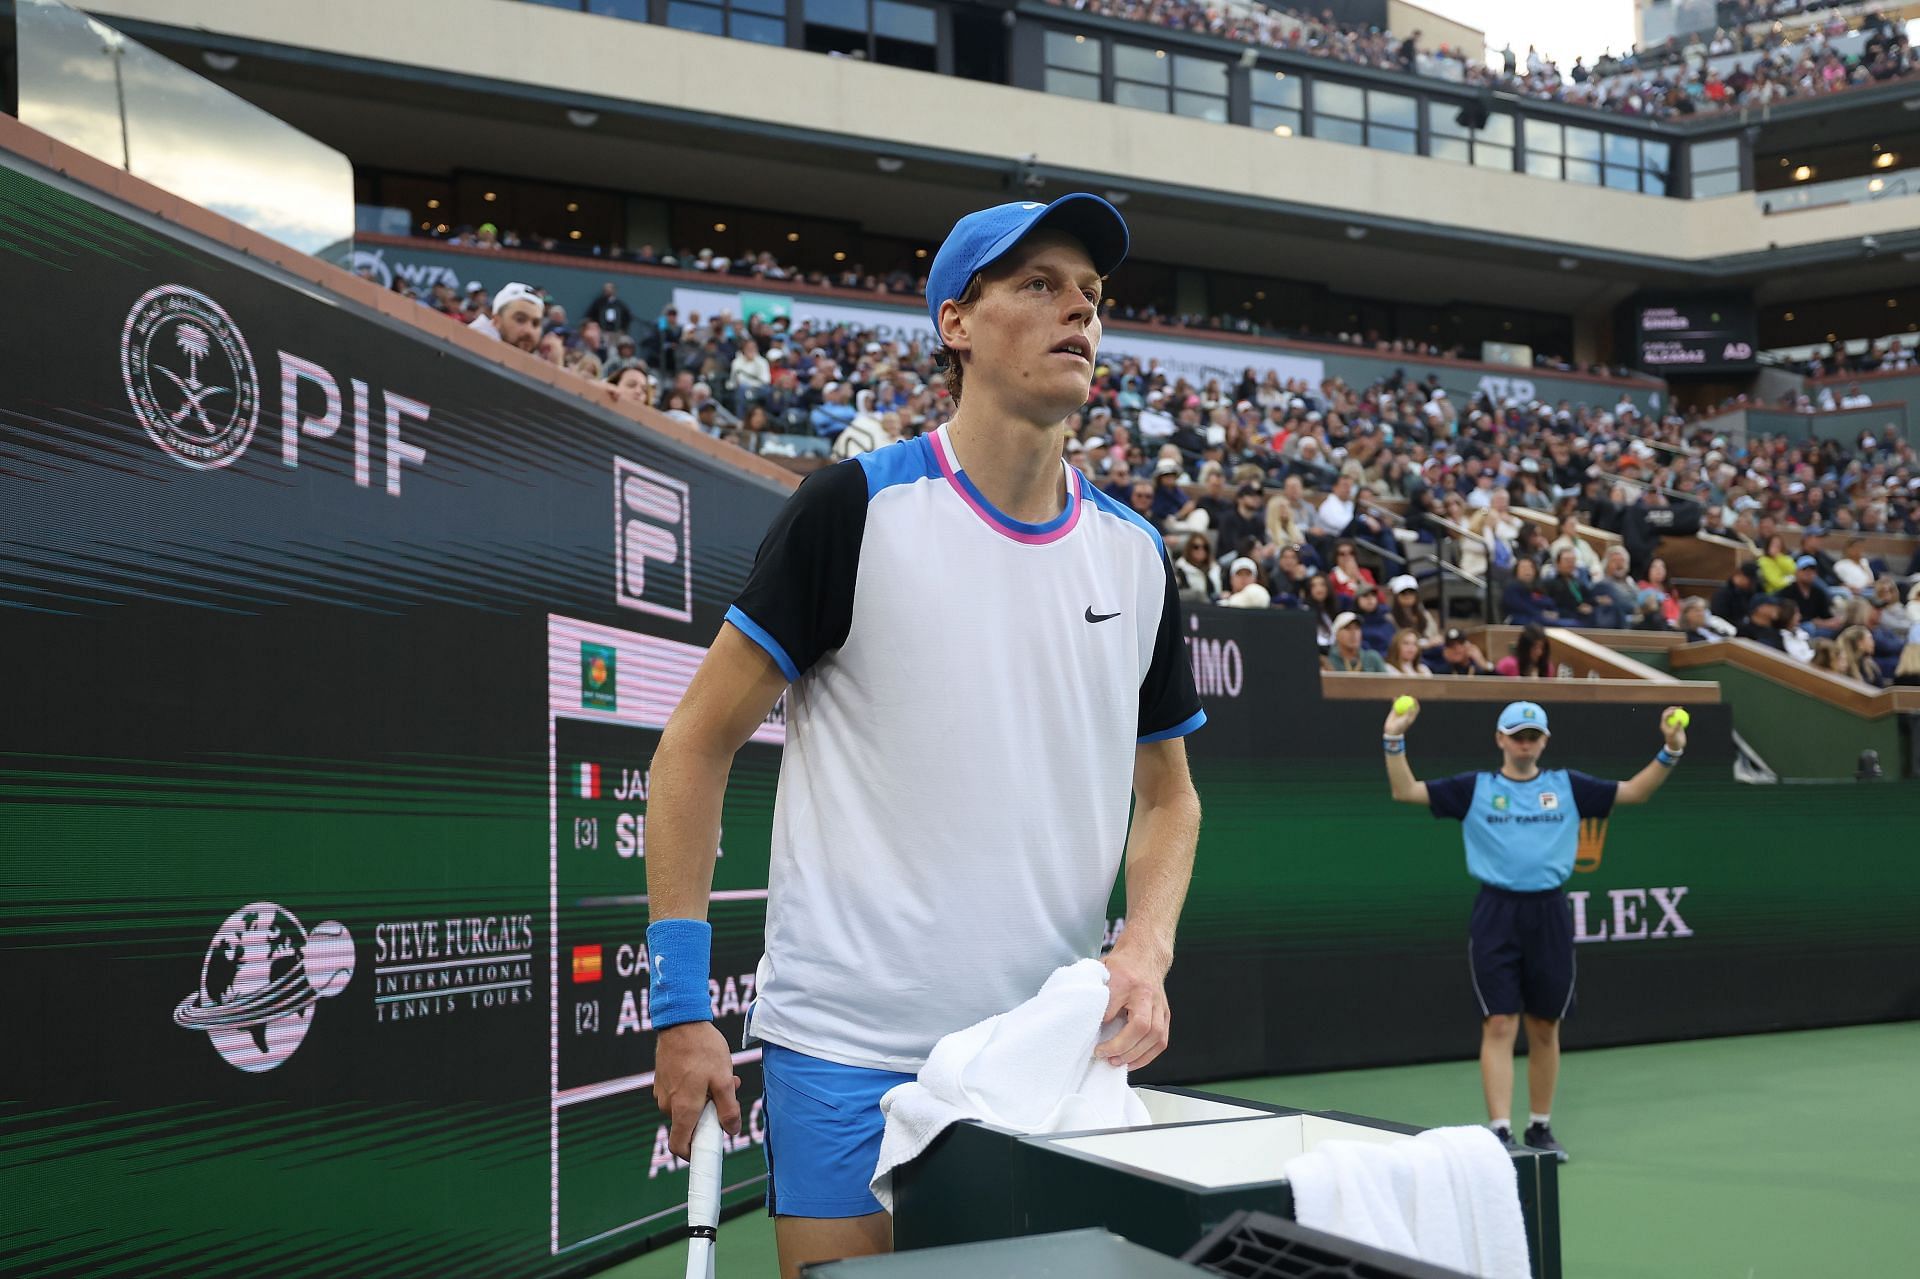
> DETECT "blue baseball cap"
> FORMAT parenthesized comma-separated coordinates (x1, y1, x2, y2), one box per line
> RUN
(925, 194, 1130, 330)
(1794, 554, 1819, 569)
(1497, 701, 1550, 736)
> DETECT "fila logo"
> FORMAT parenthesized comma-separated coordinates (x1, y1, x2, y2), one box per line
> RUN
(614, 458, 692, 623)
(1539, 791, 1558, 810)
(1569, 887, 1693, 943)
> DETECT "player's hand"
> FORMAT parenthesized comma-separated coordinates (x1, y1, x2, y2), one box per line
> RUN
(1660, 705, 1688, 753)
(1099, 940, 1172, 1071)
(1383, 698, 1421, 736)
(654, 1021, 742, 1160)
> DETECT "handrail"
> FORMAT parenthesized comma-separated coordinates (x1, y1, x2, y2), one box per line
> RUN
(1669, 637, 1920, 719)
(1319, 671, 1722, 705)
(1593, 470, 1700, 505)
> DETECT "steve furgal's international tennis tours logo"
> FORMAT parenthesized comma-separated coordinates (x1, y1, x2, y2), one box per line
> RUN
(173, 903, 355, 1073)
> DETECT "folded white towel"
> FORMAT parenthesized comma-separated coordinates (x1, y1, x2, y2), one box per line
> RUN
(868, 959, 1149, 1212)
(1285, 1124, 1530, 1279)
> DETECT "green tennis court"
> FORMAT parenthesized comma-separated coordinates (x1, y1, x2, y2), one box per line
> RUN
(601, 1022, 1920, 1278)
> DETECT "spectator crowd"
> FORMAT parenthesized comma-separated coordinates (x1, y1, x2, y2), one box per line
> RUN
(1042, 0, 1915, 120)
(440, 268, 1920, 691)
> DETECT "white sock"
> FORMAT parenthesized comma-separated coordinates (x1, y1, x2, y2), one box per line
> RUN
(1489, 1117, 1511, 1135)
(1529, 1112, 1551, 1128)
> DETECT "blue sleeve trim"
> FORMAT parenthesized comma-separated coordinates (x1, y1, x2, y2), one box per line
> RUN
(725, 605, 800, 683)
(1139, 708, 1207, 744)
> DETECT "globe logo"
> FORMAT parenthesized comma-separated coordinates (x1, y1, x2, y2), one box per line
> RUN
(173, 902, 356, 1073)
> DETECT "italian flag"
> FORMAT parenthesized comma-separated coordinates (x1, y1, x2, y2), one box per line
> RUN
(577, 762, 601, 799)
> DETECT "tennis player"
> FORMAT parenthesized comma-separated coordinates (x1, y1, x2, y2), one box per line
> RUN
(1381, 699, 1686, 1162)
(645, 194, 1206, 1277)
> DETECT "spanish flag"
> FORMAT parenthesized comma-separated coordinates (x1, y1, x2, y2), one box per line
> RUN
(571, 944, 603, 984)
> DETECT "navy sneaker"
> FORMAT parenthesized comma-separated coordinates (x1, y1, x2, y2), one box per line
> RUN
(1489, 1124, 1516, 1148)
(1522, 1122, 1569, 1163)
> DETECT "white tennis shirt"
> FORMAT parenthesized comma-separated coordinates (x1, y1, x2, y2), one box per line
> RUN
(725, 425, 1205, 1071)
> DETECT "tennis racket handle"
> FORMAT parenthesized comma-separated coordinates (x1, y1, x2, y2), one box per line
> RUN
(687, 1102, 724, 1227)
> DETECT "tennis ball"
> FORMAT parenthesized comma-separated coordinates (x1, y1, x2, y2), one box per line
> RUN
(1392, 695, 1418, 716)
(1666, 709, 1691, 730)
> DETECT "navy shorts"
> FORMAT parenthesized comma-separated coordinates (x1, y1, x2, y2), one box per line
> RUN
(761, 1043, 915, 1218)
(1468, 884, 1576, 1021)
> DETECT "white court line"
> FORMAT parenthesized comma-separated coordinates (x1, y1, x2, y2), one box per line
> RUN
(555, 1047, 763, 1109)
(373, 952, 532, 976)
(554, 1171, 769, 1255)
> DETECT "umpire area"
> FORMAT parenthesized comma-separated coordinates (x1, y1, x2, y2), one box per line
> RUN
(608, 1024, 1920, 1278)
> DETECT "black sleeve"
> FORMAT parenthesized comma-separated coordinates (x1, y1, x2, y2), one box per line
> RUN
(1426, 772, 1478, 821)
(1568, 770, 1619, 820)
(1138, 552, 1206, 742)
(726, 460, 869, 681)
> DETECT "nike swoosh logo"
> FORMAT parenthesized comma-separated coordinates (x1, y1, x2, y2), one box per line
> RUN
(1085, 607, 1121, 623)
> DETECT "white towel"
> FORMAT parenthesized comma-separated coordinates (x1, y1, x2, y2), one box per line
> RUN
(1284, 1124, 1530, 1279)
(868, 959, 1150, 1212)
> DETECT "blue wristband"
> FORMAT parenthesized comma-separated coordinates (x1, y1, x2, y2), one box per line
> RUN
(646, 919, 713, 1029)
(1656, 748, 1680, 767)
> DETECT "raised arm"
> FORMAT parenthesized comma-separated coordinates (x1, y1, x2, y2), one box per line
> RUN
(1615, 705, 1688, 805)
(1382, 697, 1428, 805)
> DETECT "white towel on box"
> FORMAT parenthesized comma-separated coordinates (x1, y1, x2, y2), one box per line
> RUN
(1284, 1124, 1530, 1279)
(868, 958, 1149, 1212)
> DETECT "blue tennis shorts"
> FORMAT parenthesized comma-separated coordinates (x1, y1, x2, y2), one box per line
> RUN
(1468, 884, 1576, 1021)
(761, 1042, 916, 1218)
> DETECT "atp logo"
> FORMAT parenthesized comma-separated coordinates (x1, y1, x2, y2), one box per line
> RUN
(121, 285, 261, 469)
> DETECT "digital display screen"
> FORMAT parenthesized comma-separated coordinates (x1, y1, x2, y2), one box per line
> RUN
(1635, 297, 1757, 372)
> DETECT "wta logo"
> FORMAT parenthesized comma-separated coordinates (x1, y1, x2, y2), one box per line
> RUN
(121, 285, 262, 469)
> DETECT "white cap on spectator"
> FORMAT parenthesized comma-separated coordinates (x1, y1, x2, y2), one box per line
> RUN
(1788, 481, 1806, 494)
(1154, 458, 1181, 477)
(824, 381, 842, 394)
(466, 280, 484, 293)
(1089, 406, 1113, 419)
(1432, 389, 1447, 399)
(1388, 574, 1419, 594)
(1236, 400, 1254, 412)
(1206, 425, 1227, 446)
(1290, 397, 1306, 409)
(491, 282, 543, 316)
(1065, 438, 1085, 452)
(1147, 390, 1165, 403)
(1332, 611, 1360, 633)
(866, 342, 883, 354)
(1230, 557, 1259, 576)
(1084, 435, 1107, 449)
(1307, 411, 1324, 422)
(767, 347, 785, 361)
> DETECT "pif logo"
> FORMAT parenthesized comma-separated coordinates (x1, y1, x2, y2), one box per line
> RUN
(614, 458, 692, 623)
(581, 642, 617, 710)
(121, 285, 261, 469)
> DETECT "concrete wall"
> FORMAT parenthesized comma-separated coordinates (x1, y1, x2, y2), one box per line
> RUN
(81, 0, 1920, 263)
(1387, 0, 1484, 62)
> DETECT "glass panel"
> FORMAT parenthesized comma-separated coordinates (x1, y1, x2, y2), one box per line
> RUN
(525, 0, 586, 7)
(1564, 158, 1601, 185)
(1252, 105, 1302, 135)
(1113, 81, 1170, 112)
(1112, 44, 1170, 85)
(1639, 168, 1669, 195)
(16, 1, 355, 261)
(666, 1, 725, 33)
(1431, 136, 1471, 163)
(804, 0, 864, 29)
(872, 0, 933, 43)
(1693, 169, 1741, 197)
(1430, 104, 1467, 137)
(734, 0, 784, 13)
(1692, 137, 1739, 173)
(1524, 118, 1562, 156)
(1252, 70, 1301, 107)
(1604, 132, 1640, 167)
(1173, 91, 1228, 123)
(733, 12, 786, 43)
(1604, 165, 1642, 192)
(1174, 55, 1226, 94)
(1526, 151, 1562, 179)
(1368, 90, 1416, 128)
(587, 0, 648, 15)
(1473, 143, 1513, 171)
(1368, 125, 1418, 154)
(1316, 80, 1364, 120)
(1045, 68, 1102, 102)
(1479, 112, 1514, 144)
(1564, 126, 1601, 161)
(1045, 30, 1100, 73)
(1315, 116, 1364, 146)
(1643, 139, 1671, 179)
